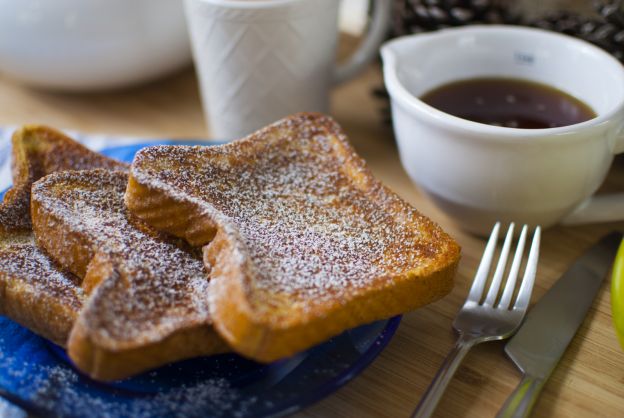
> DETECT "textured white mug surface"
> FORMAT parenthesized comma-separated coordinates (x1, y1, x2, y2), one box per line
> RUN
(382, 25, 624, 235)
(185, 0, 390, 140)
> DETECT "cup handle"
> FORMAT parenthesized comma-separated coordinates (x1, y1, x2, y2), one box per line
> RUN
(562, 124, 624, 225)
(333, 0, 392, 85)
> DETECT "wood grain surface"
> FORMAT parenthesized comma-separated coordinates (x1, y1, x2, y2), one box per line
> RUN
(0, 39, 623, 418)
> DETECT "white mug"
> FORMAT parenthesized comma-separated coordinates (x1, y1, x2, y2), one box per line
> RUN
(381, 26, 624, 235)
(184, 0, 391, 140)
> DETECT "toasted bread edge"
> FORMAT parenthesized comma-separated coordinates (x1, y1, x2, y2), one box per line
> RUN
(125, 113, 461, 362)
(0, 273, 79, 347)
(31, 170, 229, 380)
(31, 181, 96, 280)
(68, 317, 228, 381)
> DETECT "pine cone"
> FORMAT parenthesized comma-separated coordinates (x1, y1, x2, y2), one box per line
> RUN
(595, 0, 624, 26)
(391, 0, 518, 37)
(377, 0, 624, 127)
(530, 1, 624, 62)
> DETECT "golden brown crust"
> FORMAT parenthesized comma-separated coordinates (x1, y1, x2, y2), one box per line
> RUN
(32, 170, 227, 380)
(127, 112, 461, 362)
(69, 317, 226, 381)
(0, 126, 125, 347)
(0, 125, 127, 233)
(202, 229, 458, 360)
(1, 126, 226, 380)
(0, 230, 84, 346)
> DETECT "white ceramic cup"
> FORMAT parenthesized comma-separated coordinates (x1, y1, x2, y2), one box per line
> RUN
(184, 0, 391, 140)
(381, 25, 624, 235)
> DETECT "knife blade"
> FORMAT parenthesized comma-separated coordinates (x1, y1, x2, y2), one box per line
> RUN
(497, 231, 622, 418)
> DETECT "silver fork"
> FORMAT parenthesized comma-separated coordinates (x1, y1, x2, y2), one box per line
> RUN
(412, 222, 541, 418)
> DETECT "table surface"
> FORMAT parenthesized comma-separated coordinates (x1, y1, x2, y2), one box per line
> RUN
(1, 40, 623, 418)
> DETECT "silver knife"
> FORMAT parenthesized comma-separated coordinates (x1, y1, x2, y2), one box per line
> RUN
(497, 231, 622, 418)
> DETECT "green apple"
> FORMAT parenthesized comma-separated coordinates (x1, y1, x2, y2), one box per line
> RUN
(612, 239, 624, 350)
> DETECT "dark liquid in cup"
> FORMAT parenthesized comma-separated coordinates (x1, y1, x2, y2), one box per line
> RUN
(420, 78, 596, 129)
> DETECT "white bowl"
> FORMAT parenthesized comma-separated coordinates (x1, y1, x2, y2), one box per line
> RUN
(0, 0, 191, 91)
(381, 26, 624, 234)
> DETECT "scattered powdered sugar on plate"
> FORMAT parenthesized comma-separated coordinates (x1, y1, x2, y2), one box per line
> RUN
(0, 329, 244, 418)
(0, 313, 400, 418)
(5, 361, 242, 418)
(30, 366, 240, 418)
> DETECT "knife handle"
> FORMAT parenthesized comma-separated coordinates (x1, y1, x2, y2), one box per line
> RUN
(497, 375, 546, 418)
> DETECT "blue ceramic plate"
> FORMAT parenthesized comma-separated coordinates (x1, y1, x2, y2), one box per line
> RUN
(0, 141, 401, 418)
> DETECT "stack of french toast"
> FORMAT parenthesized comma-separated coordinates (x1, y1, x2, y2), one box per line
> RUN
(0, 113, 460, 381)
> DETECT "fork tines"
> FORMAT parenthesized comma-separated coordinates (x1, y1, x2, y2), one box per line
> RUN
(468, 223, 541, 310)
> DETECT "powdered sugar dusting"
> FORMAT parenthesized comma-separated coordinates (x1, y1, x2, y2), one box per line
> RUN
(0, 126, 130, 347)
(31, 170, 213, 347)
(0, 187, 31, 232)
(0, 235, 84, 312)
(0, 125, 127, 232)
(132, 114, 457, 312)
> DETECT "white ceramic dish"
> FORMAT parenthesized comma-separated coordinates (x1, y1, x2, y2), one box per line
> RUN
(382, 25, 624, 235)
(0, 0, 191, 91)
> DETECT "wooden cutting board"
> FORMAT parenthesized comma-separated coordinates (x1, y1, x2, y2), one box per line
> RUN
(0, 41, 622, 418)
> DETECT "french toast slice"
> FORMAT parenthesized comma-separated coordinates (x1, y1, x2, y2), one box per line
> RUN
(126, 112, 461, 362)
(0, 230, 84, 346)
(0, 125, 126, 233)
(0, 126, 125, 346)
(31, 169, 227, 381)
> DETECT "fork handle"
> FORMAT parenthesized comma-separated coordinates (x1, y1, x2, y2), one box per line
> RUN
(496, 374, 546, 418)
(411, 334, 476, 418)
